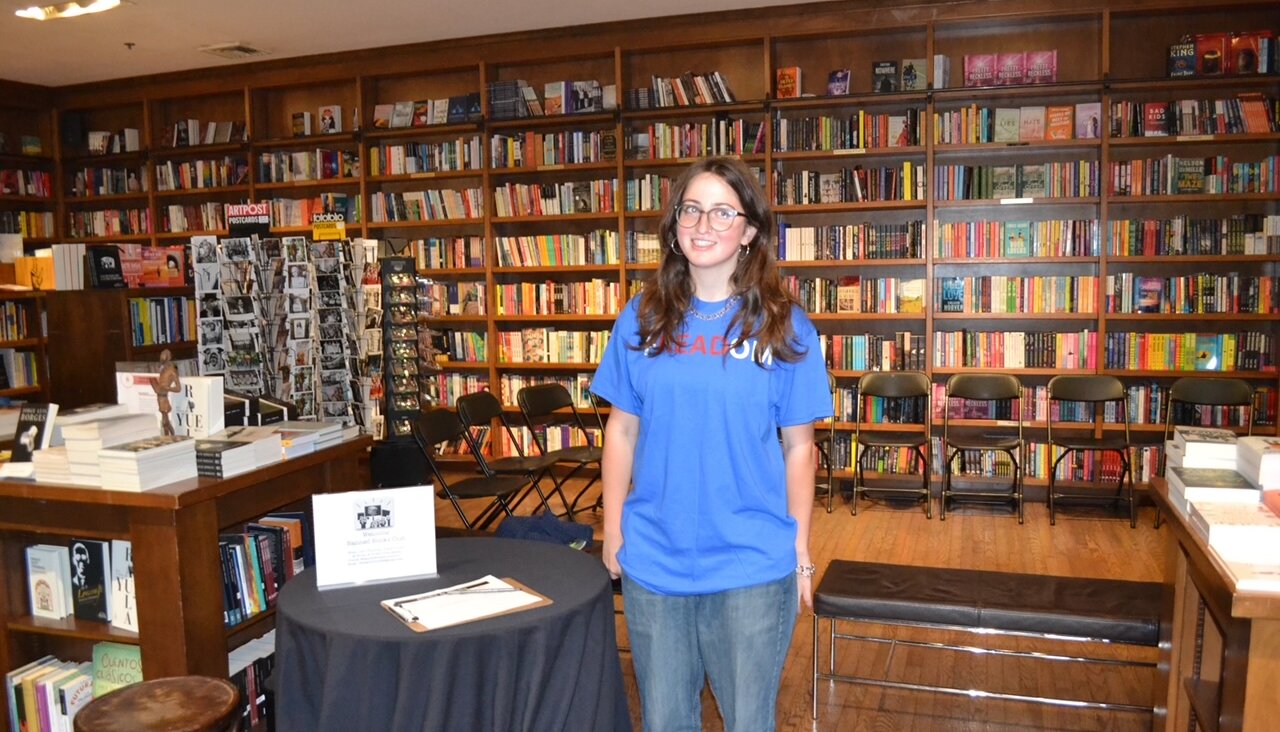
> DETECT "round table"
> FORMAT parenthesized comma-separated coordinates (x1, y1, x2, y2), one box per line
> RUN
(273, 537, 631, 731)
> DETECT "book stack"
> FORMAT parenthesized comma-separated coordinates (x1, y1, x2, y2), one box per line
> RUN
(1187, 500, 1280, 566)
(212, 426, 285, 466)
(97, 435, 197, 492)
(61, 414, 160, 486)
(1166, 466, 1259, 511)
(50, 402, 131, 445)
(272, 420, 344, 458)
(1237, 436, 1280, 490)
(31, 445, 72, 484)
(4, 655, 94, 732)
(228, 629, 276, 727)
(194, 439, 260, 479)
(1165, 425, 1237, 471)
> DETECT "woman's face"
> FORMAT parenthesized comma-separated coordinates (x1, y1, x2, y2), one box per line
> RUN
(674, 172, 756, 283)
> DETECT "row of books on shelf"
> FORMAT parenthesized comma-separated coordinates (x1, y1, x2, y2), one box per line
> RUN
(368, 188, 482, 223)
(627, 119, 762, 159)
(0, 168, 52, 198)
(166, 119, 247, 148)
(933, 161, 1099, 200)
(492, 279, 621, 316)
(23, 537, 133, 628)
(0, 132, 44, 156)
(489, 129, 617, 168)
(774, 110, 920, 150)
(5, 642, 141, 732)
(787, 276, 924, 315)
(1103, 330, 1273, 372)
(934, 102, 1100, 145)
(638, 72, 736, 109)
(127, 294, 197, 347)
(218, 513, 311, 627)
(931, 330, 1098, 370)
(933, 219, 1098, 259)
(774, 163, 926, 204)
(492, 230, 619, 268)
(778, 222, 925, 261)
(488, 80, 615, 122)
(85, 129, 140, 156)
(1112, 154, 1278, 196)
(1107, 214, 1280, 257)
(419, 281, 485, 317)
(0, 211, 53, 240)
(821, 332, 928, 372)
(934, 275, 1097, 314)
(68, 166, 146, 198)
(494, 328, 609, 364)
(1102, 273, 1278, 315)
(1110, 95, 1277, 138)
(368, 138, 483, 176)
(257, 149, 358, 184)
(490, 180, 616, 217)
(373, 95, 484, 129)
(1169, 31, 1278, 78)
(290, 105, 349, 137)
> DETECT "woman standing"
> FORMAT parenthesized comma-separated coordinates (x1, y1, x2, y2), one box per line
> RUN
(591, 156, 831, 731)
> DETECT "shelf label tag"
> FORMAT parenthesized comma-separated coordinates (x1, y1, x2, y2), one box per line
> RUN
(1000, 197, 1033, 205)
(833, 148, 866, 155)
(311, 213, 346, 241)
(1176, 135, 1214, 142)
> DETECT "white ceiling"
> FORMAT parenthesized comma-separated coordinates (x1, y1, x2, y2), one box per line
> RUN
(1, 0, 817, 88)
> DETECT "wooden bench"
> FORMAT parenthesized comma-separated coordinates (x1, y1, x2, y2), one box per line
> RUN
(812, 560, 1162, 719)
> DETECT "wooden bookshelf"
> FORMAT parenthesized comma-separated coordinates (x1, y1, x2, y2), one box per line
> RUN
(0, 437, 370, 732)
(2, 0, 1275, 469)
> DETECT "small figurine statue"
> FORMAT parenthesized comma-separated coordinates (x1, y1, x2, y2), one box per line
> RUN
(152, 349, 182, 436)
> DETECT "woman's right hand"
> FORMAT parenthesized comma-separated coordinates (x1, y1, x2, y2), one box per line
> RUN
(602, 531, 623, 579)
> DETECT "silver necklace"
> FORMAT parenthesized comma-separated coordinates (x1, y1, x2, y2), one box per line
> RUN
(687, 295, 739, 322)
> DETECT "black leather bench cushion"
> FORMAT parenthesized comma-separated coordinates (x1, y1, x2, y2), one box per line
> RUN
(815, 560, 1161, 646)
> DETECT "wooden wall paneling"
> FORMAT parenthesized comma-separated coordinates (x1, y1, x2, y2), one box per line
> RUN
(45, 290, 129, 408)
(933, 11, 1104, 85)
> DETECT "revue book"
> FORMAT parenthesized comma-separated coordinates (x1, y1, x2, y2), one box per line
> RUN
(69, 538, 111, 623)
(109, 539, 137, 633)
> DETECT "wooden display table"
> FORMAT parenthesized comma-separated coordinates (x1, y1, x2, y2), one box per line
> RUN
(0, 435, 372, 732)
(1151, 479, 1280, 732)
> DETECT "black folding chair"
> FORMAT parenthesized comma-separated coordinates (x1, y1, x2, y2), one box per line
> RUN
(412, 408, 530, 530)
(455, 389, 567, 516)
(852, 370, 932, 518)
(516, 383, 604, 519)
(941, 373, 1025, 523)
(1046, 374, 1135, 528)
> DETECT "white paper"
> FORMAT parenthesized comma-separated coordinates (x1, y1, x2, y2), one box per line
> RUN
(312, 485, 436, 588)
(382, 575, 543, 630)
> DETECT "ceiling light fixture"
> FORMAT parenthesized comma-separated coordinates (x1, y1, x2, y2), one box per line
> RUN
(15, 0, 120, 20)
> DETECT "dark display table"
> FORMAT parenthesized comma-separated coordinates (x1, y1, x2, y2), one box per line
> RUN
(273, 537, 631, 731)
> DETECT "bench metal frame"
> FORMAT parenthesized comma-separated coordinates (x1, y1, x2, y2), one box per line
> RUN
(811, 612, 1158, 719)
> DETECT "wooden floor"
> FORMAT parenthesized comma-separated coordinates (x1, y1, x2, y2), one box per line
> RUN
(437, 482, 1167, 731)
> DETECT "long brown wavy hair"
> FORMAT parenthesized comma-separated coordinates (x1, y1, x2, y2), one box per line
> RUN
(633, 156, 804, 365)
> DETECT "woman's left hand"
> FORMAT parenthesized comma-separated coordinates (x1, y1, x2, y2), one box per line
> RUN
(797, 573, 813, 612)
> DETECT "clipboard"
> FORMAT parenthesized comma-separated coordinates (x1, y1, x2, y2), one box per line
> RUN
(380, 575, 552, 632)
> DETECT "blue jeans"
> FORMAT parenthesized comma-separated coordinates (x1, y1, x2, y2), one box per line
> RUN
(622, 572, 798, 732)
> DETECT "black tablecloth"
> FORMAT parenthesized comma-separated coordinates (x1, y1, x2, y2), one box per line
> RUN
(273, 537, 631, 732)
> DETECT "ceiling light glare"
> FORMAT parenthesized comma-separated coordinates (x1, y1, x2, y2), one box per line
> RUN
(15, 0, 120, 20)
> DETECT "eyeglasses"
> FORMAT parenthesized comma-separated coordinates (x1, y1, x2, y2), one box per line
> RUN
(674, 203, 746, 232)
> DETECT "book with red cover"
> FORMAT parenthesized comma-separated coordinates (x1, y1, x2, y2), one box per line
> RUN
(1195, 33, 1230, 76)
(1230, 31, 1271, 75)
(1024, 50, 1058, 84)
(775, 66, 801, 99)
(1045, 105, 1074, 139)
(995, 52, 1025, 85)
(1143, 103, 1170, 137)
(963, 54, 996, 87)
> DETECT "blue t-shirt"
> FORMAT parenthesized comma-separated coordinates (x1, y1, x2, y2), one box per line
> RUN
(590, 295, 832, 595)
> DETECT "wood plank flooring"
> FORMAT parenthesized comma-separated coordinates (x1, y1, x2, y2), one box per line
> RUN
(436, 482, 1166, 731)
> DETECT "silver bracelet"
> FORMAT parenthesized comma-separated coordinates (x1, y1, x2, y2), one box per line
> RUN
(796, 564, 816, 578)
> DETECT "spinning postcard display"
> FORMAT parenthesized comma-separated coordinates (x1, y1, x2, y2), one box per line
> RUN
(191, 227, 365, 426)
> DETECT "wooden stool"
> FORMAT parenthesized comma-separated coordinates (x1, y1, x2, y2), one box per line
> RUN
(73, 675, 240, 732)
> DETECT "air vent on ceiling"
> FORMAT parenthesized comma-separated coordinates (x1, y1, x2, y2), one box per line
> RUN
(198, 42, 270, 60)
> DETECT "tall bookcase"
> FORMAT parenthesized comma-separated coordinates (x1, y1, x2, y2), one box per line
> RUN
(19, 0, 1280, 477)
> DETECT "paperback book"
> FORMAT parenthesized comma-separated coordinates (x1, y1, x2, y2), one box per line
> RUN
(69, 538, 111, 623)
(826, 69, 851, 96)
(871, 61, 899, 93)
